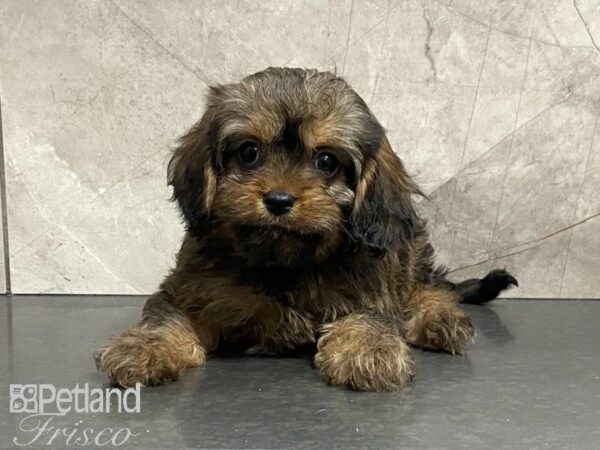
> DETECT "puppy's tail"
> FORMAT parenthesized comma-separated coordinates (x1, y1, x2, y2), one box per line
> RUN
(450, 269, 518, 305)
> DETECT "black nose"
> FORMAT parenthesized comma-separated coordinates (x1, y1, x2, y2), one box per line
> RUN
(263, 190, 294, 216)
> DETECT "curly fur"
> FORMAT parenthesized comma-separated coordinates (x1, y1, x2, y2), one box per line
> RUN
(95, 67, 517, 391)
(315, 313, 415, 391)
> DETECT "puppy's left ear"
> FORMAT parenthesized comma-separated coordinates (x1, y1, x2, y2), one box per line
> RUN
(351, 136, 421, 255)
(168, 112, 217, 234)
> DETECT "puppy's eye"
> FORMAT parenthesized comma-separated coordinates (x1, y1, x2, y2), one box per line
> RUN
(239, 142, 261, 167)
(314, 151, 339, 176)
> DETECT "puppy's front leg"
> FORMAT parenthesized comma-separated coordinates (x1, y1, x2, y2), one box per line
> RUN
(94, 292, 212, 387)
(403, 287, 474, 354)
(314, 313, 415, 391)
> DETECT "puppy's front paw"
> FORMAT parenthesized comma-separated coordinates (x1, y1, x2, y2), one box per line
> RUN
(314, 315, 415, 392)
(406, 307, 474, 354)
(94, 324, 205, 387)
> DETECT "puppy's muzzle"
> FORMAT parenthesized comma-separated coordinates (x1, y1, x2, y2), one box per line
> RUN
(263, 190, 294, 216)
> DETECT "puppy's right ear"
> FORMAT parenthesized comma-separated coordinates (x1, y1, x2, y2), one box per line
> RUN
(168, 112, 217, 234)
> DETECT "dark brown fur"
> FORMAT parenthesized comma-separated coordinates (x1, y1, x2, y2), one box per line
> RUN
(95, 68, 517, 391)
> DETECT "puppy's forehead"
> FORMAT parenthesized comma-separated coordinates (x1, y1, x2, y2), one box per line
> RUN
(210, 68, 380, 157)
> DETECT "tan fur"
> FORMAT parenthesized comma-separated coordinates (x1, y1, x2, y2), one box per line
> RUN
(403, 288, 475, 354)
(315, 313, 415, 391)
(94, 315, 205, 387)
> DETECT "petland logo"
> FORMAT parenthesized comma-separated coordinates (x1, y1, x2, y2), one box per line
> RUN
(10, 383, 141, 414)
(9, 384, 143, 447)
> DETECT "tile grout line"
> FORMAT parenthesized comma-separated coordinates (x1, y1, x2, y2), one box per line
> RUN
(0, 96, 12, 293)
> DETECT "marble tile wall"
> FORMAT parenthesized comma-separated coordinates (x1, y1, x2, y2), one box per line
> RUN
(0, 103, 5, 293)
(0, 0, 598, 297)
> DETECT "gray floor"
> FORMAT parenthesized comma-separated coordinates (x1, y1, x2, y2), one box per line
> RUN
(1, 296, 599, 449)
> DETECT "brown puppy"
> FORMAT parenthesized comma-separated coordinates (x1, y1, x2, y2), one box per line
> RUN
(95, 68, 517, 391)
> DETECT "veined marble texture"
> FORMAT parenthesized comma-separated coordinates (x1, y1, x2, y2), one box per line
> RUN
(0, 0, 598, 297)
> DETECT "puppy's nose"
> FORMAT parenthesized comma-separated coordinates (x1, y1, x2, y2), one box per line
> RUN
(263, 190, 294, 216)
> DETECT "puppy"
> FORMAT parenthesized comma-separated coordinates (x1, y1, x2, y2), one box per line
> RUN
(95, 67, 517, 391)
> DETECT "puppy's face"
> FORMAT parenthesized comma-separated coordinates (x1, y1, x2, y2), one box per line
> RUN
(169, 68, 419, 267)
(211, 132, 352, 265)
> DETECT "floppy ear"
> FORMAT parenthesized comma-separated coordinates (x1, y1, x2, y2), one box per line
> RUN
(350, 136, 420, 255)
(167, 112, 217, 235)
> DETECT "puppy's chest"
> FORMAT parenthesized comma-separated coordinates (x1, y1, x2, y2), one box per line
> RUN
(243, 267, 353, 311)
(243, 266, 307, 300)
(229, 276, 358, 348)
